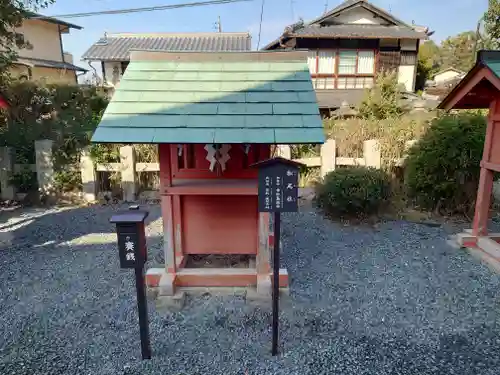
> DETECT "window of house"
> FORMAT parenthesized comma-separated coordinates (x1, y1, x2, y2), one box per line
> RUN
(400, 51, 417, 65)
(357, 51, 375, 74)
(308, 49, 375, 89)
(338, 51, 357, 74)
(317, 51, 336, 74)
(307, 51, 317, 74)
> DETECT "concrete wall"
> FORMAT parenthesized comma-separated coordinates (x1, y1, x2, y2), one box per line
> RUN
(15, 19, 63, 62)
(398, 65, 416, 92)
(334, 8, 387, 25)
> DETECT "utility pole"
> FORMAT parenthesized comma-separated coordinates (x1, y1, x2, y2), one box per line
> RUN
(473, 20, 482, 60)
(216, 15, 222, 32)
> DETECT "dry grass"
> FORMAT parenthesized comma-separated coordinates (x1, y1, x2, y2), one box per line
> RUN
(324, 112, 436, 169)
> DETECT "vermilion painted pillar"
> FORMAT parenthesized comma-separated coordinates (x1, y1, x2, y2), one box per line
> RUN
(158, 144, 176, 295)
(472, 168, 494, 236)
(472, 99, 499, 237)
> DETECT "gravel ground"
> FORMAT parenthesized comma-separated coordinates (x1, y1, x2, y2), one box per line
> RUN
(1, 204, 500, 374)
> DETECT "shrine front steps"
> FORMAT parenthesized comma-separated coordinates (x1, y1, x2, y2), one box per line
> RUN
(145, 267, 289, 299)
(449, 229, 500, 273)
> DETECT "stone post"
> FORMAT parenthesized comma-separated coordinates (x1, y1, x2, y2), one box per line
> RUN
(256, 212, 271, 297)
(35, 139, 54, 197)
(120, 145, 136, 202)
(363, 139, 381, 169)
(80, 147, 96, 202)
(0, 147, 15, 200)
(320, 139, 336, 177)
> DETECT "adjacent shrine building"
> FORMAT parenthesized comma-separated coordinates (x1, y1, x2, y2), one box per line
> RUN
(440, 50, 500, 264)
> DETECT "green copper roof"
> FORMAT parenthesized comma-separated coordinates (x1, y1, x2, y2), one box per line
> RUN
(92, 50, 324, 144)
(481, 51, 500, 79)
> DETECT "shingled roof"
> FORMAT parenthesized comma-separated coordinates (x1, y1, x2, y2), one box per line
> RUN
(82, 32, 251, 61)
(14, 57, 87, 72)
(91, 50, 324, 144)
(262, 0, 426, 50)
(293, 24, 425, 40)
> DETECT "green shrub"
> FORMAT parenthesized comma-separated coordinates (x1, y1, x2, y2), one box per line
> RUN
(315, 167, 391, 217)
(54, 170, 82, 192)
(404, 113, 486, 213)
(0, 81, 108, 193)
(9, 170, 37, 193)
(358, 70, 408, 120)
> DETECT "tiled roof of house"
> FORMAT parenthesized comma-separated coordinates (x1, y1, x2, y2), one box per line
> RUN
(92, 50, 324, 144)
(82, 32, 252, 61)
(293, 24, 426, 39)
(262, 0, 427, 50)
(15, 57, 87, 72)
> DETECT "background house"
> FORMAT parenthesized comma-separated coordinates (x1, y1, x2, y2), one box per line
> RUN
(433, 68, 466, 85)
(11, 12, 86, 84)
(262, 0, 430, 113)
(422, 68, 466, 101)
(82, 32, 252, 89)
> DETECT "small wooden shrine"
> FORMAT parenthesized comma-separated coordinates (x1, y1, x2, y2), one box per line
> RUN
(439, 50, 500, 263)
(92, 50, 324, 296)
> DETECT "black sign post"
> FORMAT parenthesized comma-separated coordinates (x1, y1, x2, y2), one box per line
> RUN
(252, 157, 302, 356)
(110, 207, 151, 360)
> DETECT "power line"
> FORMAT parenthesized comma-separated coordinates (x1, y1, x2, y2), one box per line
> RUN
(30, 0, 252, 19)
(256, 0, 265, 49)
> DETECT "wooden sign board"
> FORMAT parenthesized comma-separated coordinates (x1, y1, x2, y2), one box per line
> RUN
(254, 157, 301, 213)
(110, 208, 152, 360)
(252, 156, 304, 356)
(110, 211, 149, 269)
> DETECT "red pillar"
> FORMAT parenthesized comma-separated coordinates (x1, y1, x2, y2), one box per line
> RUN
(472, 168, 494, 236)
(472, 100, 498, 237)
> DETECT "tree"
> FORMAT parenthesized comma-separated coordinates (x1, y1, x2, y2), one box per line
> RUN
(0, 1, 54, 79)
(358, 71, 406, 120)
(415, 40, 442, 91)
(419, 40, 442, 68)
(440, 31, 477, 72)
(484, 0, 500, 49)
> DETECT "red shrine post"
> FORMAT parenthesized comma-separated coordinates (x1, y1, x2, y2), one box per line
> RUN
(91, 50, 324, 297)
(440, 50, 500, 258)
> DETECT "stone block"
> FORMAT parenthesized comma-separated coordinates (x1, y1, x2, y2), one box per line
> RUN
(158, 272, 175, 296)
(156, 292, 186, 312)
(256, 275, 271, 297)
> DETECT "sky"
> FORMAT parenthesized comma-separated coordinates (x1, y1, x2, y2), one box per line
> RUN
(41, 0, 489, 71)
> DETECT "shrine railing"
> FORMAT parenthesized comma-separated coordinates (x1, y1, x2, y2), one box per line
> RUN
(0, 139, 416, 204)
(275, 139, 416, 177)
